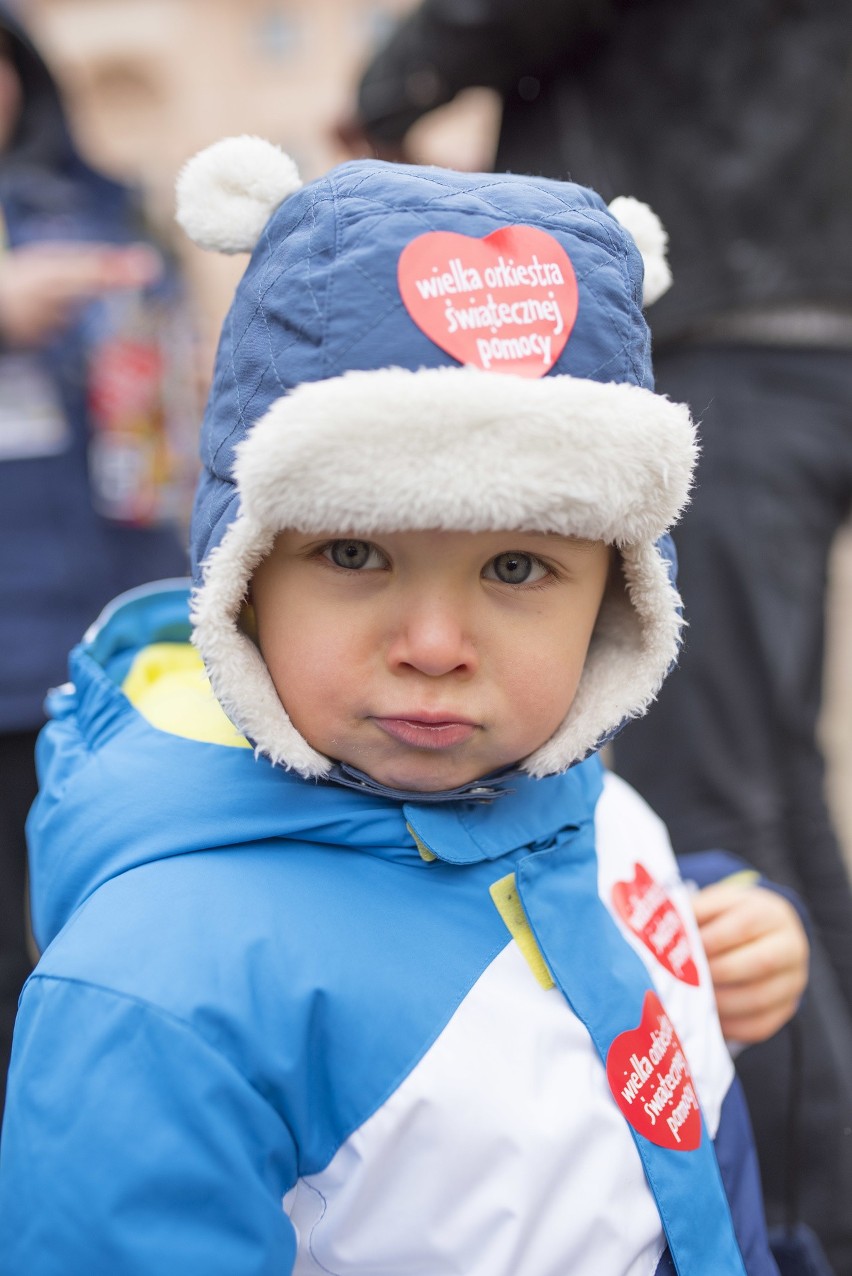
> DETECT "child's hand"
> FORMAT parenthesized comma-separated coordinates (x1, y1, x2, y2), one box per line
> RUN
(691, 876, 809, 1044)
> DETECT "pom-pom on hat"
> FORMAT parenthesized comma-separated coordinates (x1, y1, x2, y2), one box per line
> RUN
(175, 135, 302, 253)
(178, 137, 696, 779)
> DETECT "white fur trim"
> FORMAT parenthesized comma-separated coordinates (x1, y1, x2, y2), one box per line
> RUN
(192, 365, 695, 779)
(608, 196, 672, 307)
(175, 136, 302, 254)
(523, 541, 681, 776)
(236, 367, 695, 546)
(191, 516, 330, 776)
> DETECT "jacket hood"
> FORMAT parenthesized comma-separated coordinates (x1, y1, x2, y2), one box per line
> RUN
(27, 582, 604, 952)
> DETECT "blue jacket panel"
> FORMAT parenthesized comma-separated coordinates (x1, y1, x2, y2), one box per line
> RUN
(0, 585, 778, 1275)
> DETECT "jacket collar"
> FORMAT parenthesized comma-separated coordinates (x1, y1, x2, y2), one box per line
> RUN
(401, 758, 603, 866)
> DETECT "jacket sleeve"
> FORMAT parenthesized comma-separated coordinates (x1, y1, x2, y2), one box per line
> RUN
(355, 0, 620, 142)
(0, 974, 299, 1276)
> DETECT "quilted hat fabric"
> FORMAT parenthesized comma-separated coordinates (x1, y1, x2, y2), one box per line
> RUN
(191, 161, 654, 580)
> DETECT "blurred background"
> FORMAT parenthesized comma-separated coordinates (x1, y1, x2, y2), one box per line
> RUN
(23, 0, 501, 359)
(19, 0, 852, 875)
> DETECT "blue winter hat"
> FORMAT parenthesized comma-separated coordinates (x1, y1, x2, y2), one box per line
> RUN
(176, 137, 695, 779)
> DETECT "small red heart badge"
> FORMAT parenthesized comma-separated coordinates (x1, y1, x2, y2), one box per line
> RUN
(397, 226, 578, 378)
(612, 863, 700, 986)
(606, 990, 702, 1152)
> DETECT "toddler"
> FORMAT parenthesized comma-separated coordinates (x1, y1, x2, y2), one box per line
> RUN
(0, 140, 805, 1275)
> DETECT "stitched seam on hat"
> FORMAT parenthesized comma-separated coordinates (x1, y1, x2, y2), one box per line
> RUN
(342, 246, 401, 305)
(307, 183, 330, 382)
(568, 256, 634, 380)
(621, 253, 647, 386)
(210, 206, 323, 470)
(331, 168, 609, 220)
(339, 198, 449, 241)
(255, 208, 327, 397)
(413, 177, 606, 224)
(322, 177, 344, 379)
(418, 176, 553, 208)
(305, 187, 325, 328)
(336, 196, 626, 256)
(257, 224, 286, 399)
(211, 366, 267, 473)
(225, 200, 319, 369)
(331, 187, 622, 258)
(395, 171, 591, 212)
(219, 303, 247, 469)
(328, 200, 631, 367)
(336, 215, 636, 382)
(331, 247, 632, 374)
(572, 211, 645, 385)
(328, 291, 408, 366)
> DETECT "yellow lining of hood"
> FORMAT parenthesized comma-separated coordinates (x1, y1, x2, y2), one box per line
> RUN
(122, 643, 251, 748)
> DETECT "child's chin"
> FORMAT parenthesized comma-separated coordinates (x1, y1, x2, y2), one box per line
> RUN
(359, 755, 490, 795)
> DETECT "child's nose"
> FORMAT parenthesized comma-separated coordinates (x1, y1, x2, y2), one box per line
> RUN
(386, 596, 478, 678)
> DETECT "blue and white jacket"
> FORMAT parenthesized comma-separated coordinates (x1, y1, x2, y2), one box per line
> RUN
(0, 584, 777, 1275)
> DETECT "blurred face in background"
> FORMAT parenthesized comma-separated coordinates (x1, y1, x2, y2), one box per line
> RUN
(0, 35, 21, 153)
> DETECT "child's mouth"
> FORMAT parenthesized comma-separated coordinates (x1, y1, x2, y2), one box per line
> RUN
(372, 717, 477, 750)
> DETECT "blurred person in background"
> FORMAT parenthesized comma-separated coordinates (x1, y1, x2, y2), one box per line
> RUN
(343, 2, 852, 1272)
(0, 2, 191, 1120)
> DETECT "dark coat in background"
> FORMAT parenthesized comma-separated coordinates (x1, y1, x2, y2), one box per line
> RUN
(356, 0, 852, 343)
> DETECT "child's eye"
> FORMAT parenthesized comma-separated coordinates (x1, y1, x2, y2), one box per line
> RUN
(324, 540, 387, 571)
(483, 552, 549, 585)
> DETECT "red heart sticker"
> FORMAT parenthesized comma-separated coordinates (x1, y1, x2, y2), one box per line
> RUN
(397, 227, 578, 378)
(612, 863, 700, 986)
(606, 990, 702, 1152)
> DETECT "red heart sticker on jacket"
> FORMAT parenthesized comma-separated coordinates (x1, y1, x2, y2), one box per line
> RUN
(397, 227, 578, 377)
(606, 990, 702, 1152)
(612, 863, 700, 986)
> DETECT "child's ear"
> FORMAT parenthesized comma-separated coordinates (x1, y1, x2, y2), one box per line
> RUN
(599, 548, 628, 620)
(239, 597, 259, 644)
(608, 546, 625, 590)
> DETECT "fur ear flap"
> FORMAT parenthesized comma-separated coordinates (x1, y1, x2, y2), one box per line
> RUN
(608, 196, 672, 306)
(175, 135, 302, 254)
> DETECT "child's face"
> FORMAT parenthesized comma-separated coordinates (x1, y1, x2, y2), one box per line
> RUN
(251, 529, 611, 792)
